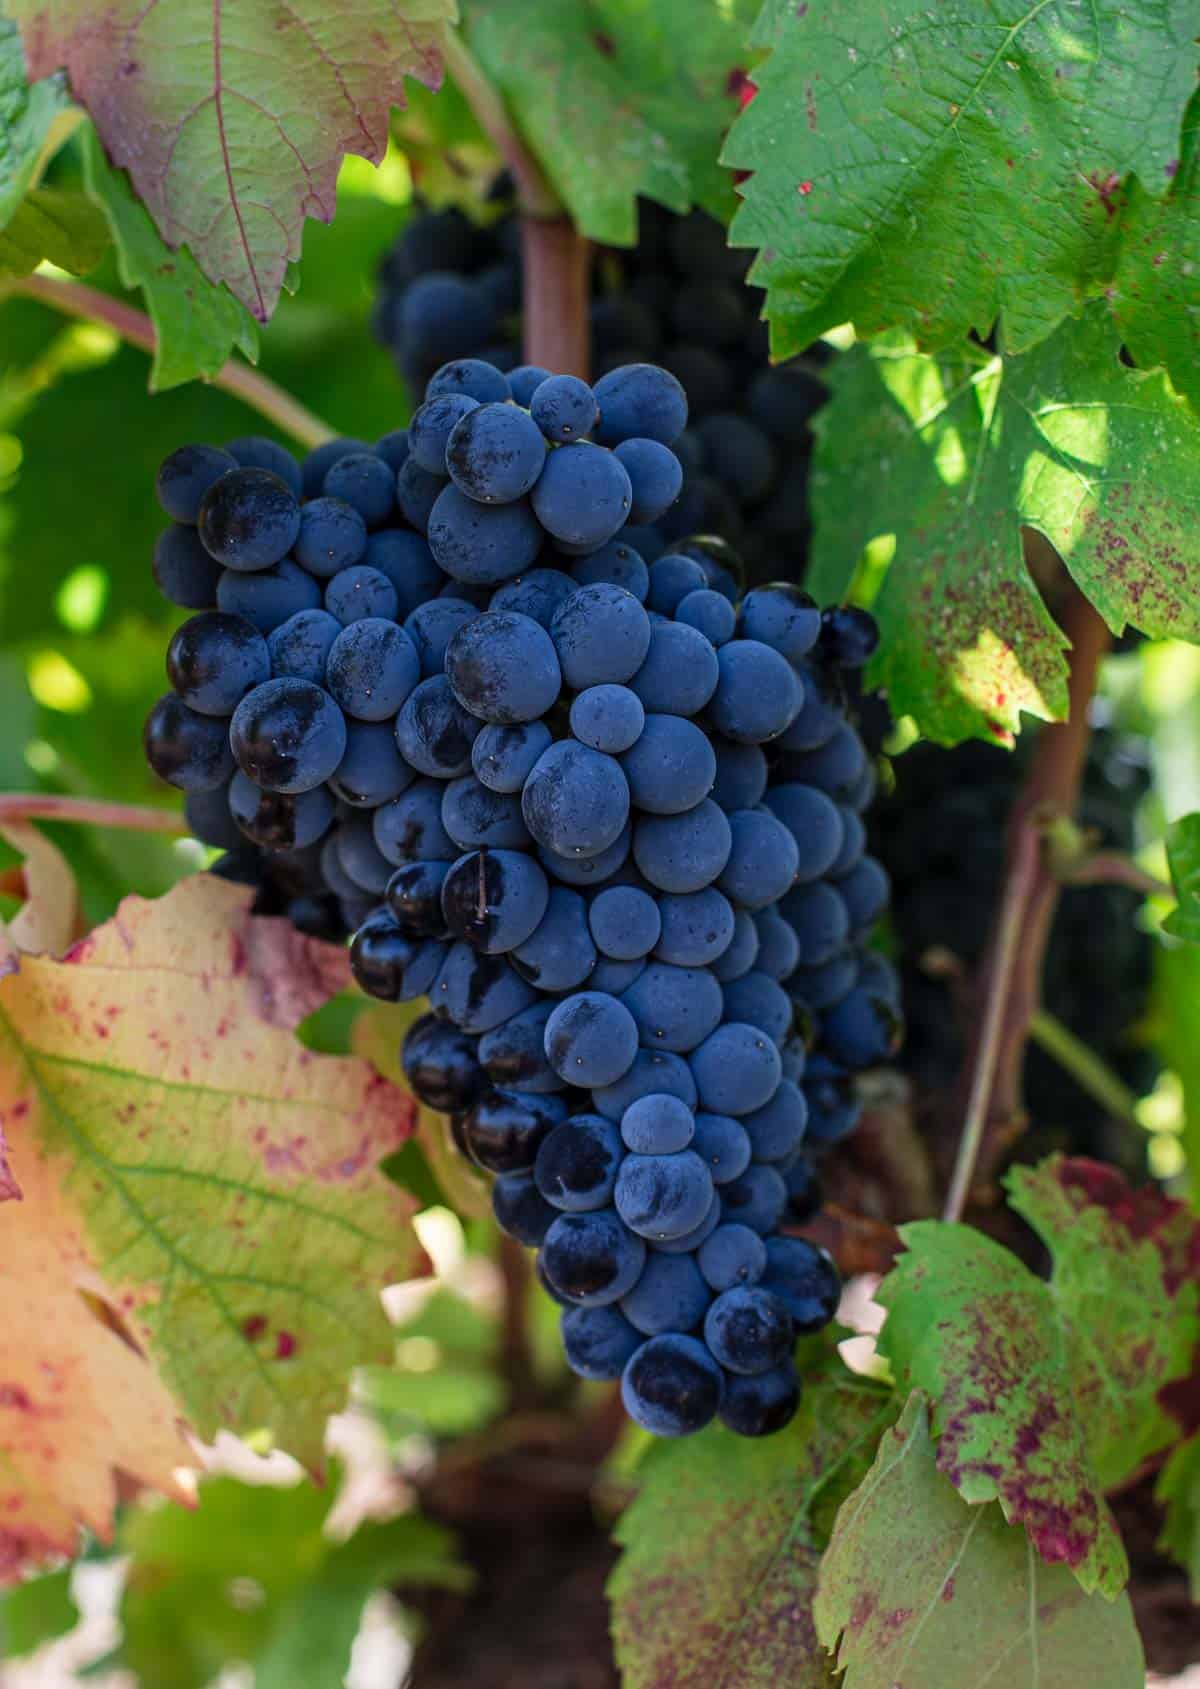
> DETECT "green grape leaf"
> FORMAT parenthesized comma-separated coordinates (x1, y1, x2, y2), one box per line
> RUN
(814, 1392, 1145, 1689)
(104, 1474, 468, 1689)
(809, 310, 1200, 745)
(81, 125, 258, 392)
(608, 1362, 894, 1687)
(1156, 1430, 1200, 1598)
(464, 0, 758, 244)
(0, 16, 72, 226)
(1113, 91, 1200, 418)
(0, 876, 421, 1576)
(722, 0, 1199, 362)
(9, 0, 455, 321)
(1164, 813, 1200, 942)
(0, 184, 108, 277)
(876, 1156, 1200, 1596)
(0, 1565, 77, 1657)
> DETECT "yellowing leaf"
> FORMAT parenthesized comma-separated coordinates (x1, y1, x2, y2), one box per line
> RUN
(0, 821, 79, 963)
(0, 875, 420, 1579)
(10, 0, 457, 320)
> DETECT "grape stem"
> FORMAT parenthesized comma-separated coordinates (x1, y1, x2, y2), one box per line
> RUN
(0, 794, 187, 835)
(3, 273, 335, 449)
(943, 587, 1113, 1222)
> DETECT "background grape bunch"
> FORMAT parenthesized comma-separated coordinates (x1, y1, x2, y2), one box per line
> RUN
(372, 195, 828, 577)
(143, 353, 900, 1439)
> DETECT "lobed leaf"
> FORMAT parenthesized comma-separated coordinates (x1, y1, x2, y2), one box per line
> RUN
(464, 0, 758, 245)
(876, 1156, 1199, 1595)
(608, 1361, 893, 1687)
(722, 0, 1199, 362)
(815, 1392, 1145, 1689)
(809, 309, 1200, 744)
(81, 125, 259, 392)
(9, 0, 456, 321)
(0, 875, 420, 1578)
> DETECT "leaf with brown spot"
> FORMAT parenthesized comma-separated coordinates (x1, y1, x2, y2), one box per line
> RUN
(608, 1361, 894, 1687)
(876, 1156, 1199, 1596)
(815, 1392, 1145, 1689)
(0, 875, 419, 1581)
(8, 0, 456, 321)
(809, 309, 1200, 744)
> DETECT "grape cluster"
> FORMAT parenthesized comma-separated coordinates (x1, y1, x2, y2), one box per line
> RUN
(373, 198, 826, 577)
(144, 356, 899, 1439)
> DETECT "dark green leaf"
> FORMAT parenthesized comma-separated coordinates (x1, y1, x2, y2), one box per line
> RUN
(465, 0, 758, 243)
(815, 1392, 1145, 1689)
(722, 0, 1198, 361)
(0, 185, 108, 277)
(1164, 813, 1200, 941)
(608, 1362, 893, 1687)
(809, 310, 1200, 745)
(876, 1156, 1199, 1596)
(81, 125, 258, 391)
(1156, 1429, 1200, 1597)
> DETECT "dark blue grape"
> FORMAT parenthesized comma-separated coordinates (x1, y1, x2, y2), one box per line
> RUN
(293, 497, 368, 578)
(402, 1012, 488, 1113)
(544, 990, 639, 1087)
(374, 429, 410, 472)
(441, 777, 530, 850)
(719, 809, 800, 910)
(156, 444, 236, 522)
(620, 1093, 694, 1153)
(530, 375, 599, 442)
(620, 1251, 710, 1336)
(590, 1049, 697, 1123)
(589, 885, 661, 961)
(325, 565, 399, 625)
(761, 1236, 840, 1332)
(492, 1169, 558, 1246)
(818, 605, 879, 668)
(675, 588, 736, 646)
(444, 610, 561, 724)
(620, 961, 723, 1053)
(541, 1208, 646, 1305)
(229, 772, 332, 849)
(743, 1079, 807, 1163)
(300, 437, 371, 499)
(167, 612, 269, 716)
(460, 1090, 566, 1174)
(620, 714, 715, 815)
(710, 739, 768, 811)
(386, 859, 450, 937)
(229, 678, 346, 794)
(408, 393, 481, 473)
(765, 783, 845, 883)
(531, 443, 632, 550)
(363, 530, 445, 617)
(268, 609, 342, 684)
(780, 881, 851, 967)
(738, 584, 820, 663)
(472, 721, 553, 794)
(478, 1001, 563, 1093)
(721, 971, 793, 1044)
(433, 944, 540, 1033)
(334, 814, 395, 894)
(690, 1112, 751, 1183)
(326, 618, 420, 721)
(709, 910, 759, 983)
(835, 855, 890, 930)
(621, 1333, 723, 1437)
(633, 799, 731, 895)
(534, 1112, 624, 1211)
(705, 1285, 792, 1375)
(428, 485, 542, 584)
(614, 1149, 714, 1241)
(522, 740, 630, 860)
(721, 1165, 788, 1235)
(614, 438, 683, 524)
(821, 983, 902, 1067)
(329, 722, 414, 808)
(217, 557, 322, 633)
(709, 639, 802, 744)
(593, 364, 688, 447)
(561, 1304, 642, 1380)
(645, 553, 707, 615)
(426, 356, 512, 405)
(396, 458, 447, 532)
(697, 1222, 767, 1292)
(550, 584, 651, 689)
(507, 364, 553, 407)
(323, 452, 395, 528)
(570, 685, 645, 755)
(779, 722, 867, 802)
(828, 805, 866, 878)
(752, 910, 801, 982)
(719, 1364, 800, 1436)
(569, 539, 649, 602)
(511, 885, 597, 991)
(404, 598, 480, 678)
(446, 402, 547, 502)
(349, 907, 444, 1001)
(184, 783, 243, 852)
(690, 1023, 781, 1116)
(197, 468, 300, 571)
(374, 778, 458, 865)
(538, 822, 632, 888)
(395, 675, 480, 778)
(153, 524, 223, 608)
(441, 848, 549, 953)
(629, 622, 718, 716)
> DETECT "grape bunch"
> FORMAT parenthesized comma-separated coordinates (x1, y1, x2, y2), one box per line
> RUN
(143, 355, 900, 1439)
(373, 198, 827, 577)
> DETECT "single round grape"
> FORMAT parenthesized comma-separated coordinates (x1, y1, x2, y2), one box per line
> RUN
(326, 618, 420, 721)
(428, 485, 543, 584)
(621, 961, 724, 1054)
(690, 1023, 782, 1116)
(705, 1286, 792, 1375)
(394, 675, 480, 778)
(778, 667, 842, 752)
(589, 885, 661, 961)
(156, 444, 236, 522)
(459, 1089, 566, 1175)
(478, 1001, 563, 1094)
(229, 772, 333, 850)
(654, 888, 734, 968)
(433, 944, 540, 1033)
(620, 714, 715, 815)
(167, 611, 269, 716)
(633, 799, 732, 895)
(511, 885, 597, 991)
(153, 523, 223, 608)
(570, 685, 646, 754)
(778, 722, 867, 802)
(472, 721, 554, 794)
(184, 783, 243, 852)
(710, 639, 803, 745)
(323, 451, 397, 528)
(538, 822, 632, 887)
(561, 1304, 642, 1380)
(544, 991, 639, 1087)
(402, 1012, 488, 1113)
(551, 584, 652, 689)
(534, 1113, 625, 1211)
(790, 950, 857, 1012)
(761, 1237, 841, 1332)
(408, 392, 481, 474)
(739, 583, 821, 663)
(765, 783, 845, 883)
(293, 497, 368, 578)
(721, 1165, 788, 1236)
(711, 739, 768, 810)
(217, 557, 322, 633)
(835, 855, 890, 931)
(349, 907, 444, 1001)
(444, 611, 561, 725)
(743, 1078, 808, 1163)
(621, 1334, 723, 1437)
(336, 812, 395, 892)
(489, 567, 576, 628)
(620, 1251, 711, 1337)
(818, 605, 879, 668)
(441, 777, 530, 851)
(570, 540, 649, 602)
(614, 1149, 714, 1241)
(446, 401, 547, 502)
(752, 910, 801, 982)
(229, 677, 346, 794)
(362, 529, 443, 618)
(197, 467, 300, 571)
(427, 357, 512, 405)
(620, 1093, 694, 1154)
(719, 809, 800, 910)
(613, 438, 683, 524)
(325, 565, 399, 626)
(522, 740, 631, 860)
(403, 598, 479, 680)
(828, 805, 866, 879)
(821, 983, 903, 1068)
(719, 1365, 801, 1437)
(267, 609, 342, 684)
(675, 587, 736, 646)
(590, 956, 647, 995)
(593, 364, 688, 447)
(531, 443, 632, 550)
(698, 1223, 767, 1292)
(374, 778, 458, 865)
(779, 880, 851, 967)
(386, 860, 450, 937)
(541, 1209, 646, 1306)
(629, 622, 719, 716)
(530, 374, 599, 442)
(691, 1113, 752, 1186)
(329, 721, 414, 808)
(441, 848, 549, 954)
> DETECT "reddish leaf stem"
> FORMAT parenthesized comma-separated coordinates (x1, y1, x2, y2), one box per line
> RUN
(0, 794, 187, 835)
(520, 217, 592, 377)
(1060, 850, 1171, 900)
(943, 588, 1112, 1222)
(6, 274, 335, 449)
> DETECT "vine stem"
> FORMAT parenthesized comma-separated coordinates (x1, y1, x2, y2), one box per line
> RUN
(1061, 850, 1172, 900)
(943, 587, 1112, 1221)
(4, 274, 335, 449)
(0, 794, 187, 835)
(439, 28, 561, 219)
